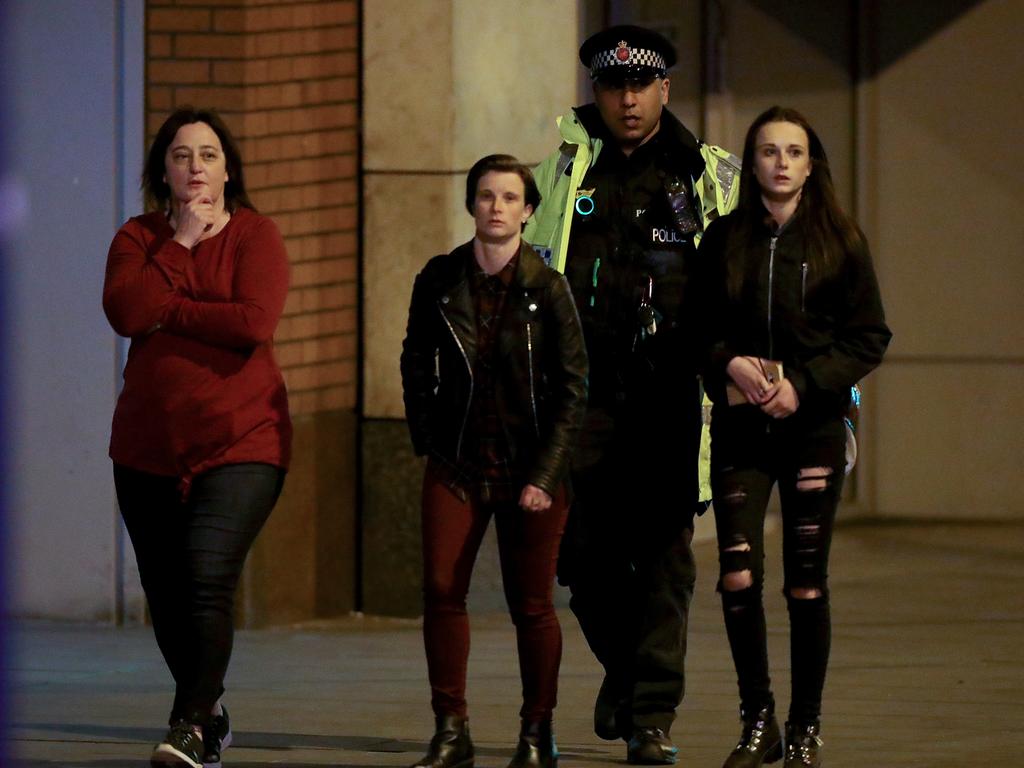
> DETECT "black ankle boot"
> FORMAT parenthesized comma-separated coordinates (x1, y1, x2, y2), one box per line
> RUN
(507, 720, 557, 768)
(722, 705, 782, 767)
(411, 714, 474, 768)
(783, 722, 822, 768)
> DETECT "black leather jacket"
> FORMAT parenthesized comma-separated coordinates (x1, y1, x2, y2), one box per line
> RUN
(401, 240, 589, 496)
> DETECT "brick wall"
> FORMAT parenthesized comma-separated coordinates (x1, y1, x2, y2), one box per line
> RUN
(146, 0, 359, 417)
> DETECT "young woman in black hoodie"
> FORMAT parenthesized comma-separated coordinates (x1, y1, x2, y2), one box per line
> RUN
(699, 106, 891, 768)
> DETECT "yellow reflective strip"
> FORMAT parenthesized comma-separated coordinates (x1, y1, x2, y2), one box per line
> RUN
(698, 392, 713, 501)
(552, 139, 597, 274)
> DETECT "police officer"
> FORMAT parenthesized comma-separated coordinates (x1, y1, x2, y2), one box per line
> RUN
(524, 25, 739, 765)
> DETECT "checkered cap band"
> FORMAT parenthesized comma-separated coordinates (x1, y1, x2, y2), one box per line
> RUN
(589, 45, 666, 76)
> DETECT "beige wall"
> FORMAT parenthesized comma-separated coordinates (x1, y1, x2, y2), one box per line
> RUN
(713, 2, 854, 203)
(363, 0, 579, 419)
(863, 0, 1024, 518)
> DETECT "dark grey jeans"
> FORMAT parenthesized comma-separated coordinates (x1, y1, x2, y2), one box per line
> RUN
(114, 462, 284, 726)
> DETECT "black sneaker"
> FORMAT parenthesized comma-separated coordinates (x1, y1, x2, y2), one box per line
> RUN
(203, 706, 232, 767)
(151, 720, 204, 768)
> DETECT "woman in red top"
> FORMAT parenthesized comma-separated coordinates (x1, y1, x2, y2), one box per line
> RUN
(103, 107, 291, 768)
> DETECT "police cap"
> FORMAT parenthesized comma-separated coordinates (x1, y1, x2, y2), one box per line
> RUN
(579, 24, 677, 83)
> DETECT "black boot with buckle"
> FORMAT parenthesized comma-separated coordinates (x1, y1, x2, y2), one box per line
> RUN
(783, 721, 822, 768)
(507, 719, 557, 768)
(722, 705, 783, 768)
(411, 714, 474, 768)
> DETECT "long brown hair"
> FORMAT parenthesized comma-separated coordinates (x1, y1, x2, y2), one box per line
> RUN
(725, 106, 863, 297)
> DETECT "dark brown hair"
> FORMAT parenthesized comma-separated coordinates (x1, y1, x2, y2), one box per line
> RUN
(726, 106, 863, 296)
(464, 154, 541, 217)
(142, 106, 255, 212)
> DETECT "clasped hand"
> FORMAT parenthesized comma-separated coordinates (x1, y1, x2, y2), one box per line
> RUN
(725, 356, 800, 418)
(519, 484, 553, 513)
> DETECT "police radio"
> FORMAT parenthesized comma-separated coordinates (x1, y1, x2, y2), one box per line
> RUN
(664, 176, 700, 235)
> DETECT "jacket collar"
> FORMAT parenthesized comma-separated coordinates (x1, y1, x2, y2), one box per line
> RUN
(755, 197, 806, 236)
(513, 240, 551, 289)
(442, 239, 548, 291)
(571, 102, 705, 180)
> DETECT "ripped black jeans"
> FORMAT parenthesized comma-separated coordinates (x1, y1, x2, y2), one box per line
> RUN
(710, 405, 845, 725)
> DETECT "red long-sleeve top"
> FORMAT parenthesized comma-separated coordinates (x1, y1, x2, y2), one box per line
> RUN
(103, 207, 292, 495)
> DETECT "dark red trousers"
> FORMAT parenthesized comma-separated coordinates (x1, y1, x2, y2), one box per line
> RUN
(420, 465, 569, 722)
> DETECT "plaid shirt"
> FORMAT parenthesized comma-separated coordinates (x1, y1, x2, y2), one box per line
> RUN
(432, 251, 521, 504)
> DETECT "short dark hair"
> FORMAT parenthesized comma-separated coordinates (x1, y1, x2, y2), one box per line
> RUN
(142, 106, 255, 212)
(464, 154, 541, 215)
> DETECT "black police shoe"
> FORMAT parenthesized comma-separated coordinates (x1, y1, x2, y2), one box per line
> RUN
(150, 720, 204, 768)
(626, 727, 678, 765)
(593, 674, 631, 741)
(507, 720, 558, 768)
(783, 721, 822, 767)
(722, 706, 782, 767)
(411, 714, 475, 768)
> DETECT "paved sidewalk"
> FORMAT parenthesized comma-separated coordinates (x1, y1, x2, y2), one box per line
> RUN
(6, 521, 1022, 767)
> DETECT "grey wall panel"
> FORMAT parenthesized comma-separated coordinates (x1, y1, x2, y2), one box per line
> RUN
(7, 0, 144, 619)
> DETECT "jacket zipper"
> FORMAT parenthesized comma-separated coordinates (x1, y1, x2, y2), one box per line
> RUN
(526, 321, 540, 437)
(801, 261, 808, 312)
(437, 301, 473, 460)
(768, 235, 777, 360)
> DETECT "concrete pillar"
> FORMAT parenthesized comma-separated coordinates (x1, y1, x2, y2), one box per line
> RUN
(858, 0, 1024, 519)
(361, 0, 579, 615)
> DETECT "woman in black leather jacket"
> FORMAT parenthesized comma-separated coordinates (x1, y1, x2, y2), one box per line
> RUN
(699, 107, 890, 768)
(401, 155, 587, 768)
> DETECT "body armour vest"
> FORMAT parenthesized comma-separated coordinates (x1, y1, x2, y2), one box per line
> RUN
(563, 130, 703, 407)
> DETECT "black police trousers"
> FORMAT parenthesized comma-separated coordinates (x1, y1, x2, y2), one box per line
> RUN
(559, 389, 701, 734)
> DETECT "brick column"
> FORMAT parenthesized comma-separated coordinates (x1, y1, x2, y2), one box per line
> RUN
(145, 0, 359, 625)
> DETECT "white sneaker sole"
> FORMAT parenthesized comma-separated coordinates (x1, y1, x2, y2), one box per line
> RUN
(151, 743, 203, 768)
